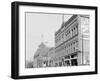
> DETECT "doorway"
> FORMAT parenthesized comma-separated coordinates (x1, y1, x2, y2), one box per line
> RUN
(71, 59, 78, 66)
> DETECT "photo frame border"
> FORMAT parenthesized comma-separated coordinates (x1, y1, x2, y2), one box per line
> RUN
(11, 1, 98, 79)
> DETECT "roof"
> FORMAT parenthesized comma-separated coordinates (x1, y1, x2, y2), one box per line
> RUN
(55, 15, 78, 35)
(34, 42, 53, 58)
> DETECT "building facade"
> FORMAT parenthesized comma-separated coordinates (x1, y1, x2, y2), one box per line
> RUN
(33, 42, 55, 68)
(33, 42, 50, 68)
(55, 15, 90, 67)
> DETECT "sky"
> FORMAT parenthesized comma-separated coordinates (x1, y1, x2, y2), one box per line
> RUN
(26, 12, 72, 61)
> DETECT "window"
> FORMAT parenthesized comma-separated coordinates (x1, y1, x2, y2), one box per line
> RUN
(73, 27, 75, 35)
(71, 43, 72, 53)
(69, 31, 70, 33)
(72, 29, 73, 36)
(65, 32, 67, 36)
(65, 60, 70, 66)
(74, 27, 76, 35)
(69, 31, 71, 38)
(59, 62, 62, 66)
(55, 63, 58, 67)
(76, 24, 78, 34)
(71, 54, 77, 58)
(56, 38, 58, 43)
(67, 45, 69, 54)
(65, 31, 68, 40)
(66, 46, 68, 54)
(74, 27, 75, 30)
(69, 44, 70, 54)
(62, 34, 64, 39)
(72, 29, 73, 32)
(76, 41, 78, 51)
(65, 56, 70, 59)
(73, 42, 75, 52)
(74, 47, 75, 52)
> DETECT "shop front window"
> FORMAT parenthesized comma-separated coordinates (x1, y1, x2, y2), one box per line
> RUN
(65, 60, 70, 66)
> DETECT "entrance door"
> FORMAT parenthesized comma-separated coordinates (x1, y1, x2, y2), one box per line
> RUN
(71, 59, 78, 66)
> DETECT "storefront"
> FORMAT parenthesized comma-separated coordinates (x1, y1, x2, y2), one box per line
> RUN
(63, 53, 78, 66)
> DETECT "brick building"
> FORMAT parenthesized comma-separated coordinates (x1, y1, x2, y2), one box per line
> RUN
(55, 15, 90, 67)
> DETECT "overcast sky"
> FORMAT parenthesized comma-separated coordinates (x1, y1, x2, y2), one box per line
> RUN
(26, 12, 72, 61)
